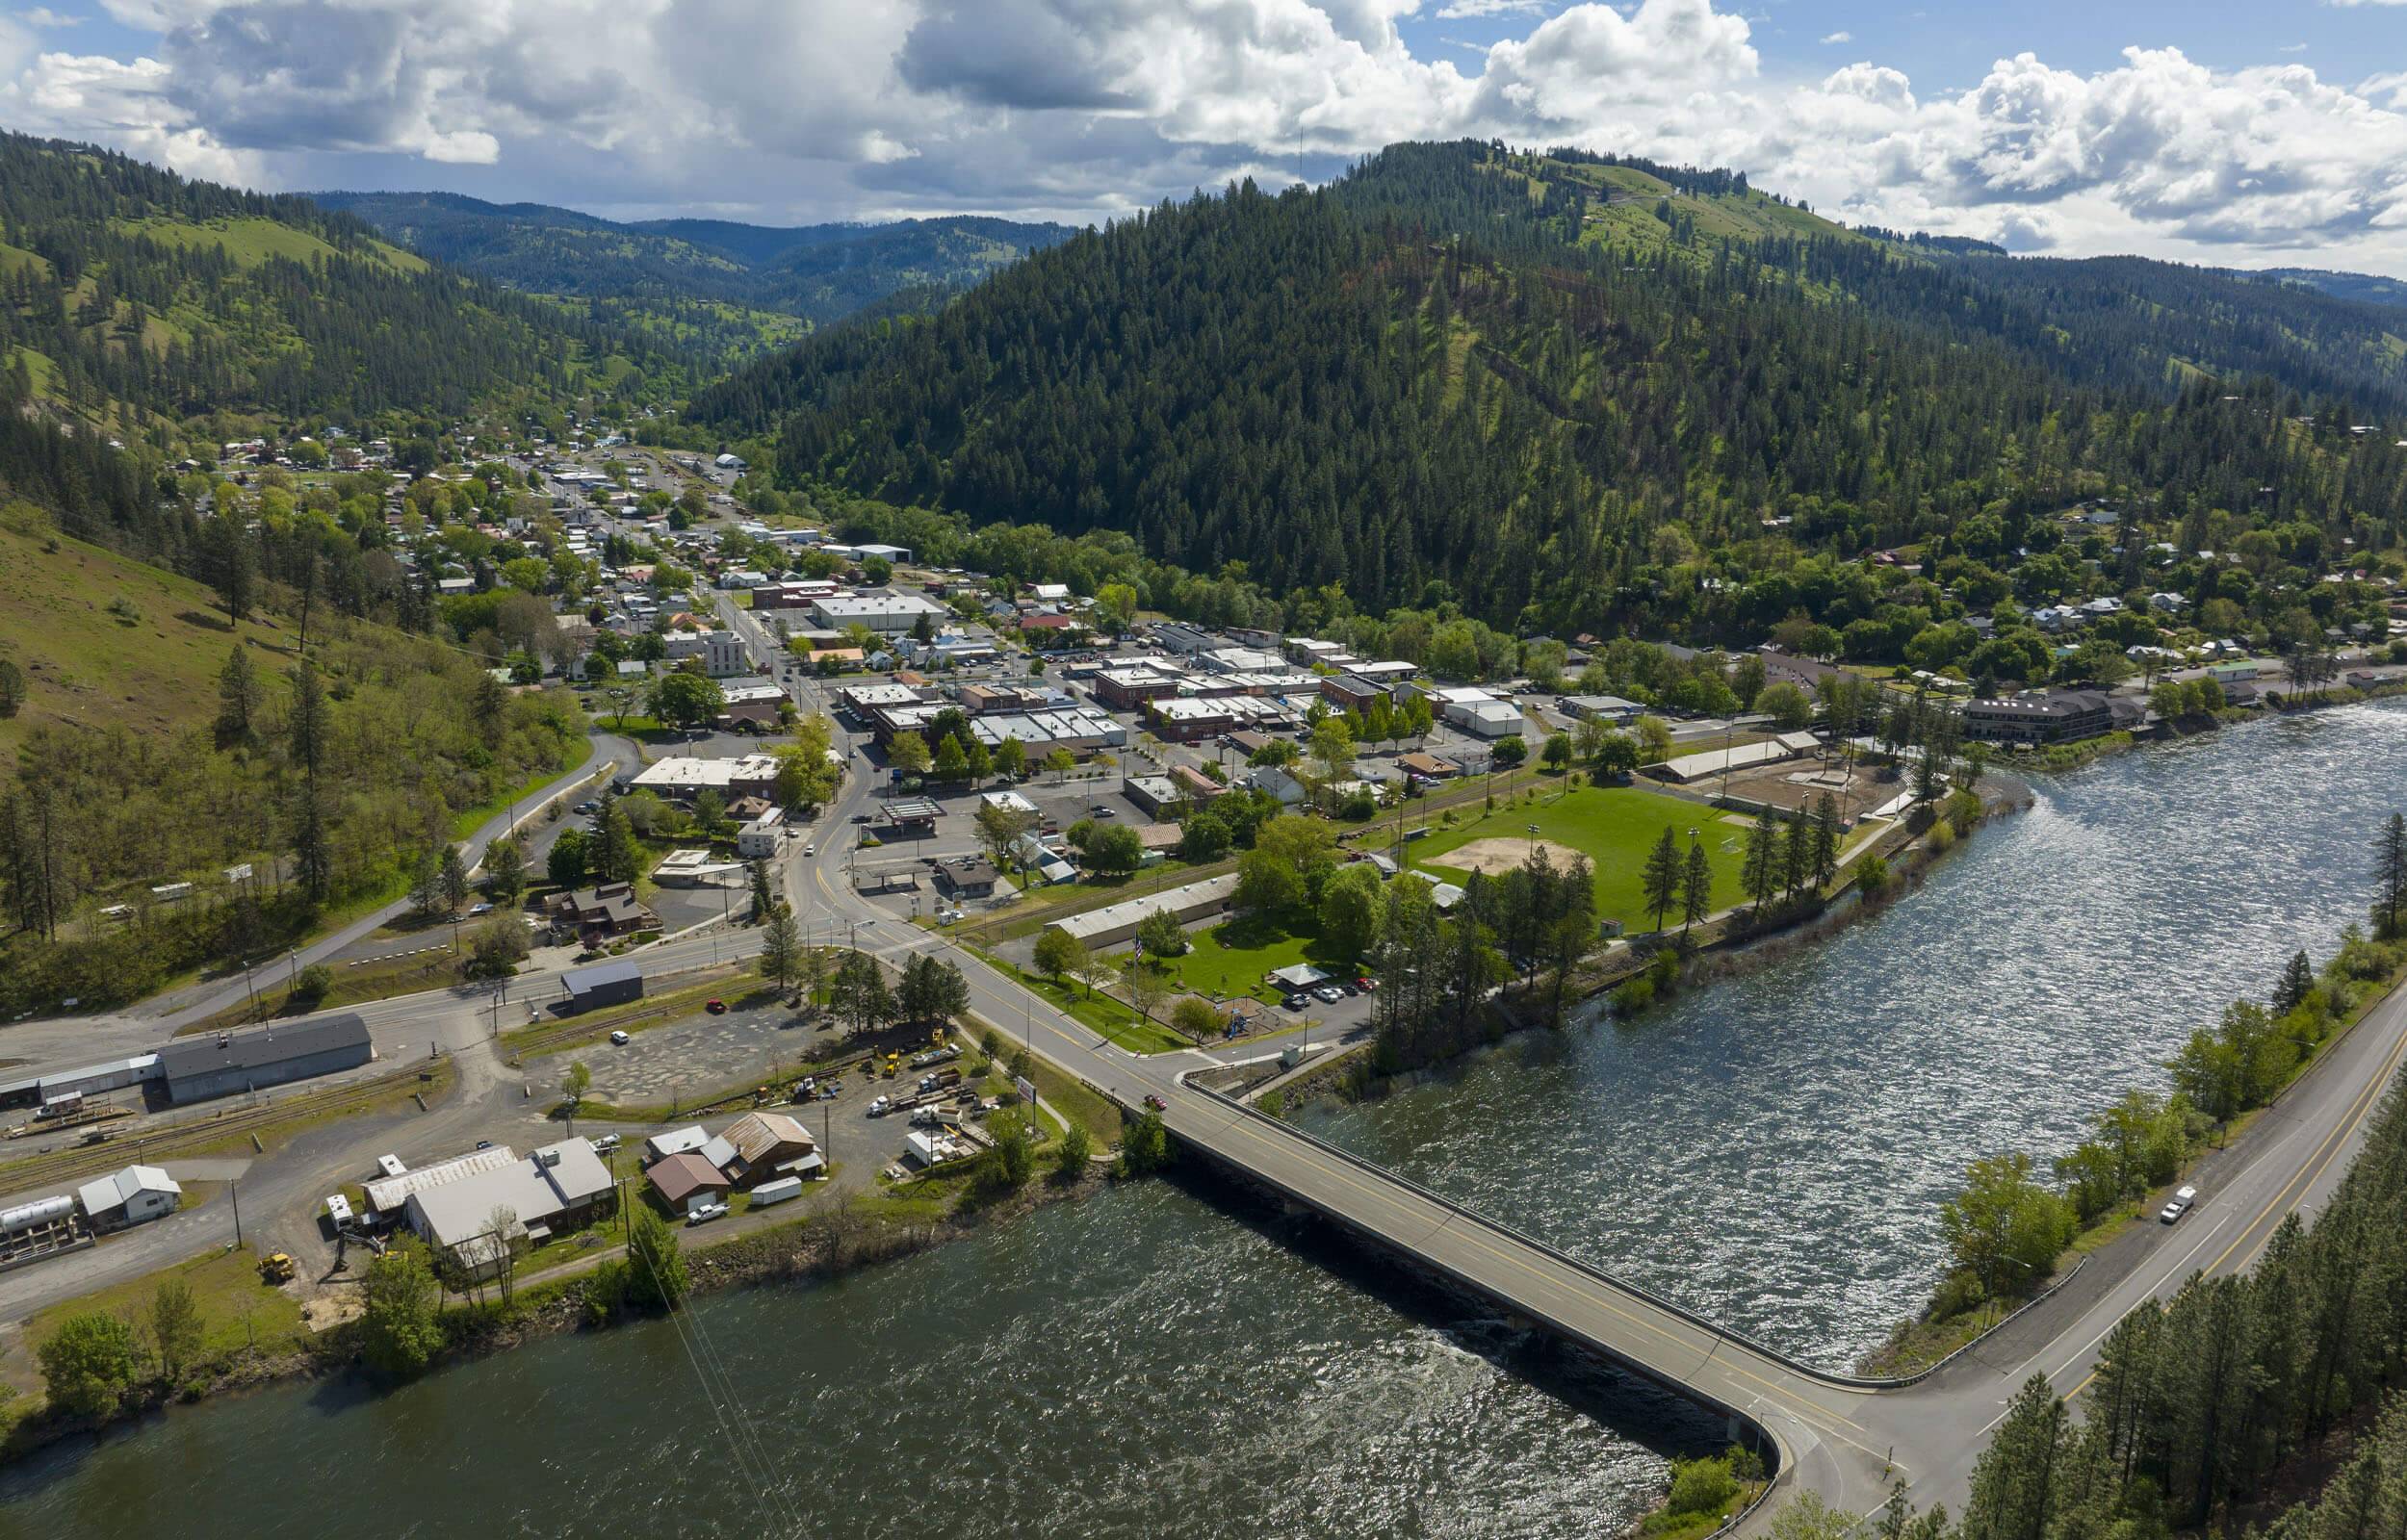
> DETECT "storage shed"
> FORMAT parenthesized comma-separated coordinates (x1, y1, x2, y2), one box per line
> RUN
(561, 960, 645, 1013)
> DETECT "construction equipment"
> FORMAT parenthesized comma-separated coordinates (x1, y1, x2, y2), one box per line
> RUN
(259, 1252, 296, 1283)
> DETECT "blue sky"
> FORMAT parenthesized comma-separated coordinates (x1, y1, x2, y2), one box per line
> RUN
(3, 0, 2404, 274)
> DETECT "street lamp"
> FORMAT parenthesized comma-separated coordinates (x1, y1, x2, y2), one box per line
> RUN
(1525, 822, 1540, 858)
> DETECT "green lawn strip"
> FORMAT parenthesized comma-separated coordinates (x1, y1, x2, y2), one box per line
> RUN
(1408, 784, 1750, 929)
(502, 966, 763, 1056)
(27, 1244, 306, 1363)
(978, 957, 1188, 1054)
(965, 1023, 1120, 1144)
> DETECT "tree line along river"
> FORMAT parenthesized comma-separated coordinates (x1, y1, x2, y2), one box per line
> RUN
(4, 700, 2402, 1540)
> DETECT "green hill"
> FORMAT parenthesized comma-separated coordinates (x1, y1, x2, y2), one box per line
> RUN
(310, 191, 1076, 360)
(688, 139, 2407, 643)
(0, 132, 679, 434)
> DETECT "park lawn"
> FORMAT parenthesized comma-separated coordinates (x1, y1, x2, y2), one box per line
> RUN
(1160, 906, 1359, 1003)
(1409, 783, 1750, 929)
(993, 961, 1189, 1054)
(29, 1244, 306, 1364)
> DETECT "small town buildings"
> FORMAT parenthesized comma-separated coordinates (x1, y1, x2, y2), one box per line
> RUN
(643, 1126, 712, 1166)
(661, 629, 748, 677)
(1558, 695, 1643, 724)
(404, 1139, 615, 1277)
(936, 858, 1001, 898)
(561, 959, 645, 1012)
(811, 593, 948, 634)
(156, 1014, 374, 1105)
(550, 884, 656, 944)
(737, 808, 786, 860)
(627, 754, 783, 802)
(364, 1145, 518, 1223)
(76, 1166, 182, 1231)
(1447, 698, 1525, 738)
(1961, 690, 2115, 745)
(718, 1112, 819, 1188)
(1046, 873, 1240, 949)
(648, 1152, 732, 1215)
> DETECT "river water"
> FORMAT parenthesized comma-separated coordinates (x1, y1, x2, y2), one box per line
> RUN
(5, 702, 2402, 1540)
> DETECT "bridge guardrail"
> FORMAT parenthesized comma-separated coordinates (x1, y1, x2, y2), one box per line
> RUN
(1182, 1075, 2082, 1392)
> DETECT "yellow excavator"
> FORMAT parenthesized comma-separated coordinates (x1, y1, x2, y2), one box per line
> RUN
(258, 1252, 296, 1284)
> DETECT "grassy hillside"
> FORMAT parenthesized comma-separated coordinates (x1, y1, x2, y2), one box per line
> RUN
(0, 499, 292, 763)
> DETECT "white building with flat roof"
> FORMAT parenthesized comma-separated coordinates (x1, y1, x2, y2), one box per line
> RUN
(812, 593, 949, 634)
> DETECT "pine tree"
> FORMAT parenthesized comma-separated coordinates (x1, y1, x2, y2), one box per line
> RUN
(2377, 813, 2407, 940)
(1741, 808, 1782, 917)
(213, 644, 260, 749)
(1640, 824, 1680, 933)
(759, 901, 801, 998)
(2274, 950, 2316, 1017)
(1811, 793, 1841, 887)
(1680, 837, 1713, 934)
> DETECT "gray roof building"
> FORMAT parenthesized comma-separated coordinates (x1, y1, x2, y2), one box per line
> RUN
(156, 1014, 373, 1105)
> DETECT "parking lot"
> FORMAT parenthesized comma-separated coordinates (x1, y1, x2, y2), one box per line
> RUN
(531, 997, 826, 1116)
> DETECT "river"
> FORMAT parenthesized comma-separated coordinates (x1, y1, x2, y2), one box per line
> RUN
(5, 701, 2402, 1540)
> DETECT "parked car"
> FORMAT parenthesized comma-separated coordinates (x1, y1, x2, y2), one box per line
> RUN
(1312, 984, 1346, 1004)
(609, 1030, 631, 1045)
(1282, 992, 1310, 1011)
(706, 998, 728, 1014)
(475, 1140, 493, 1150)
(2160, 1185, 2199, 1224)
(591, 1134, 621, 1154)
(686, 1201, 729, 1225)
(852, 812, 873, 823)
(1356, 977, 1379, 992)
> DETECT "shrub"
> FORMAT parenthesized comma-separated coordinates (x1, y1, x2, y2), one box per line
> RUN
(291, 962, 333, 1004)
(1855, 854, 1891, 895)
(1612, 977, 1655, 1016)
(1663, 1454, 1740, 1517)
(38, 1312, 140, 1421)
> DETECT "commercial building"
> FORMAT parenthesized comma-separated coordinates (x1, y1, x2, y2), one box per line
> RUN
(1446, 698, 1526, 738)
(403, 1140, 616, 1277)
(936, 858, 1001, 899)
(561, 959, 645, 1013)
(1146, 697, 1247, 743)
(628, 754, 783, 802)
(1045, 873, 1240, 949)
(364, 1145, 518, 1223)
(76, 1166, 182, 1231)
(155, 1014, 374, 1106)
(661, 629, 748, 678)
(811, 593, 949, 634)
(1961, 690, 2114, 745)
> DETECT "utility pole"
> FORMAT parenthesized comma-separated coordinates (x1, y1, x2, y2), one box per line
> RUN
(230, 1180, 242, 1248)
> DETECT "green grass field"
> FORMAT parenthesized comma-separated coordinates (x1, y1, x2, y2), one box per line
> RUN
(1408, 783, 1749, 929)
(1158, 906, 1356, 1003)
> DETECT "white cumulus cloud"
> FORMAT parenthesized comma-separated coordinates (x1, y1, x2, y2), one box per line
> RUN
(0, 0, 2399, 275)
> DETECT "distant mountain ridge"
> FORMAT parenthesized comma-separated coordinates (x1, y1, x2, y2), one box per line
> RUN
(2249, 268, 2407, 311)
(310, 191, 1078, 352)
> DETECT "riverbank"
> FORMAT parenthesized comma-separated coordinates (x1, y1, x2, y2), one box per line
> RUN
(1860, 937, 2407, 1376)
(0, 1147, 1119, 1466)
(1249, 779, 2024, 1119)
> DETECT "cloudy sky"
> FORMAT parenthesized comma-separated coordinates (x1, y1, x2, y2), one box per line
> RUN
(3, 0, 2404, 273)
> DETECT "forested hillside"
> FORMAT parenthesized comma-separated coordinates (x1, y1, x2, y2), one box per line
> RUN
(0, 383, 587, 1011)
(689, 142, 2407, 638)
(315, 191, 1074, 358)
(0, 133, 676, 438)
(2254, 268, 2407, 311)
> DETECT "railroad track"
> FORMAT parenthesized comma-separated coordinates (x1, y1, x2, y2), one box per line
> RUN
(0, 1059, 449, 1195)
